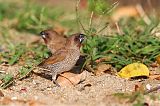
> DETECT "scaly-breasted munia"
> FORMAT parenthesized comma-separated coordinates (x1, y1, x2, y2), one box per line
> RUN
(40, 29, 67, 54)
(39, 33, 85, 86)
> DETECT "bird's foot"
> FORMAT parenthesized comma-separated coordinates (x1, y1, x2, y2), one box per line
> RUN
(53, 80, 61, 87)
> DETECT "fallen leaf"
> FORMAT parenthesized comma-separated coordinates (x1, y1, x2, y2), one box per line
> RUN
(134, 83, 145, 92)
(57, 71, 87, 87)
(150, 62, 159, 68)
(118, 63, 149, 78)
(0, 90, 4, 97)
(94, 64, 111, 76)
(111, 6, 139, 22)
(149, 74, 160, 80)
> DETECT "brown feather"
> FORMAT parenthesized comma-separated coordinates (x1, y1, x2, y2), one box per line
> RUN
(39, 49, 68, 66)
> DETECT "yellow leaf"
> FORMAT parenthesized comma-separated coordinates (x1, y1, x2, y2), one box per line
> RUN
(118, 63, 149, 78)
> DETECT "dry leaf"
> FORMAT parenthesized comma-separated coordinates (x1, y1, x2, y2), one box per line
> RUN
(149, 74, 160, 80)
(134, 83, 145, 92)
(150, 62, 159, 68)
(94, 64, 111, 76)
(57, 71, 87, 87)
(0, 90, 4, 97)
(118, 63, 149, 78)
(111, 6, 139, 22)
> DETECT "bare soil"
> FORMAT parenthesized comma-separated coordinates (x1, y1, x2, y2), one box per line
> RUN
(1, 63, 160, 106)
(1, 1, 160, 106)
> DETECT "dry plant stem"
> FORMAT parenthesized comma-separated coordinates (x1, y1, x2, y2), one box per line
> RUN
(97, 23, 109, 34)
(76, 0, 86, 33)
(147, 0, 156, 15)
(0, 71, 5, 73)
(75, 0, 81, 32)
(93, 1, 118, 35)
(85, 63, 94, 73)
(1, 66, 52, 89)
(115, 22, 122, 35)
(136, 4, 151, 25)
(1, 79, 14, 89)
(89, 11, 94, 30)
(144, 86, 160, 95)
(96, 15, 103, 31)
(104, 1, 119, 14)
(128, 86, 160, 102)
(18, 65, 37, 80)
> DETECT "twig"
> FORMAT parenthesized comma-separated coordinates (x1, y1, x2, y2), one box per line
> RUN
(115, 22, 122, 35)
(76, 0, 86, 33)
(97, 22, 109, 34)
(1, 79, 15, 89)
(136, 4, 151, 25)
(95, 1, 118, 35)
(85, 63, 95, 73)
(147, 0, 156, 15)
(104, 1, 119, 15)
(144, 85, 160, 95)
(0, 71, 5, 73)
(18, 66, 37, 80)
(89, 11, 94, 30)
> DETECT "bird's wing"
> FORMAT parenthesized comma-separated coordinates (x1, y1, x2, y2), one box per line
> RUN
(39, 49, 68, 66)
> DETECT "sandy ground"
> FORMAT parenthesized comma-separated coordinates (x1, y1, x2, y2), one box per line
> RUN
(0, 1, 160, 106)
(0, 63, 160, 106)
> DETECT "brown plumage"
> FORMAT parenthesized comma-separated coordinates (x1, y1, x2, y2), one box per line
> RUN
(40, 29, 67, 54)
(39, 33, 85, 86)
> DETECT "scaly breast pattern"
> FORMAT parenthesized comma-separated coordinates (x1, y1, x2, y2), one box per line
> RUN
(49, 49, 80, 74)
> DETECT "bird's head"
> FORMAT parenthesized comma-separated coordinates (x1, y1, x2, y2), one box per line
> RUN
(40, 29, 60, 44)
(68, 33, 85, 48)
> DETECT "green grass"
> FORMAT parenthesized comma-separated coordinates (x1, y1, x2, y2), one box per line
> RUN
(82, 17, 160, 69)
(0, 0, 160, 88)
(0, 1, 64, 34)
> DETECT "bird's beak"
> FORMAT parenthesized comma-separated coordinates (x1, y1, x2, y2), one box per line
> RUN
(40, 31, 46, 39)
(79, 34, 85, 43)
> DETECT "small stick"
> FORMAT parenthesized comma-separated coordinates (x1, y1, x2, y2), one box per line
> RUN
(115, 22, 122, 35)
(144, 85, 160, 95)
(97, 23, 109, 34)
(76, 0, 86, 33)
(136, 4, 151, 25)
(85, 63, 94, 73)
(104, 1, 119, 15)
(147, 0, 156, 15)
(89, 11, 94, 30)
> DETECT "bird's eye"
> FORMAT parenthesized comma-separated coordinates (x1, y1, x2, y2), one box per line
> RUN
(79, 34, 85, 43)
(40, 31, 49, 39)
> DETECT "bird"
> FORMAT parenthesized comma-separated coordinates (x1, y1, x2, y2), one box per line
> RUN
(38, 33, 85, 86)
(40, 29, 67, 54)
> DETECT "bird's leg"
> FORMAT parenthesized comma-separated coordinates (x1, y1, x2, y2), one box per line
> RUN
(52, 72, 60, 87)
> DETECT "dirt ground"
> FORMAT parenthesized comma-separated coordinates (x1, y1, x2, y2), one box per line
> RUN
(1, 0, 160, 106)
(1, 63, 160, 106)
